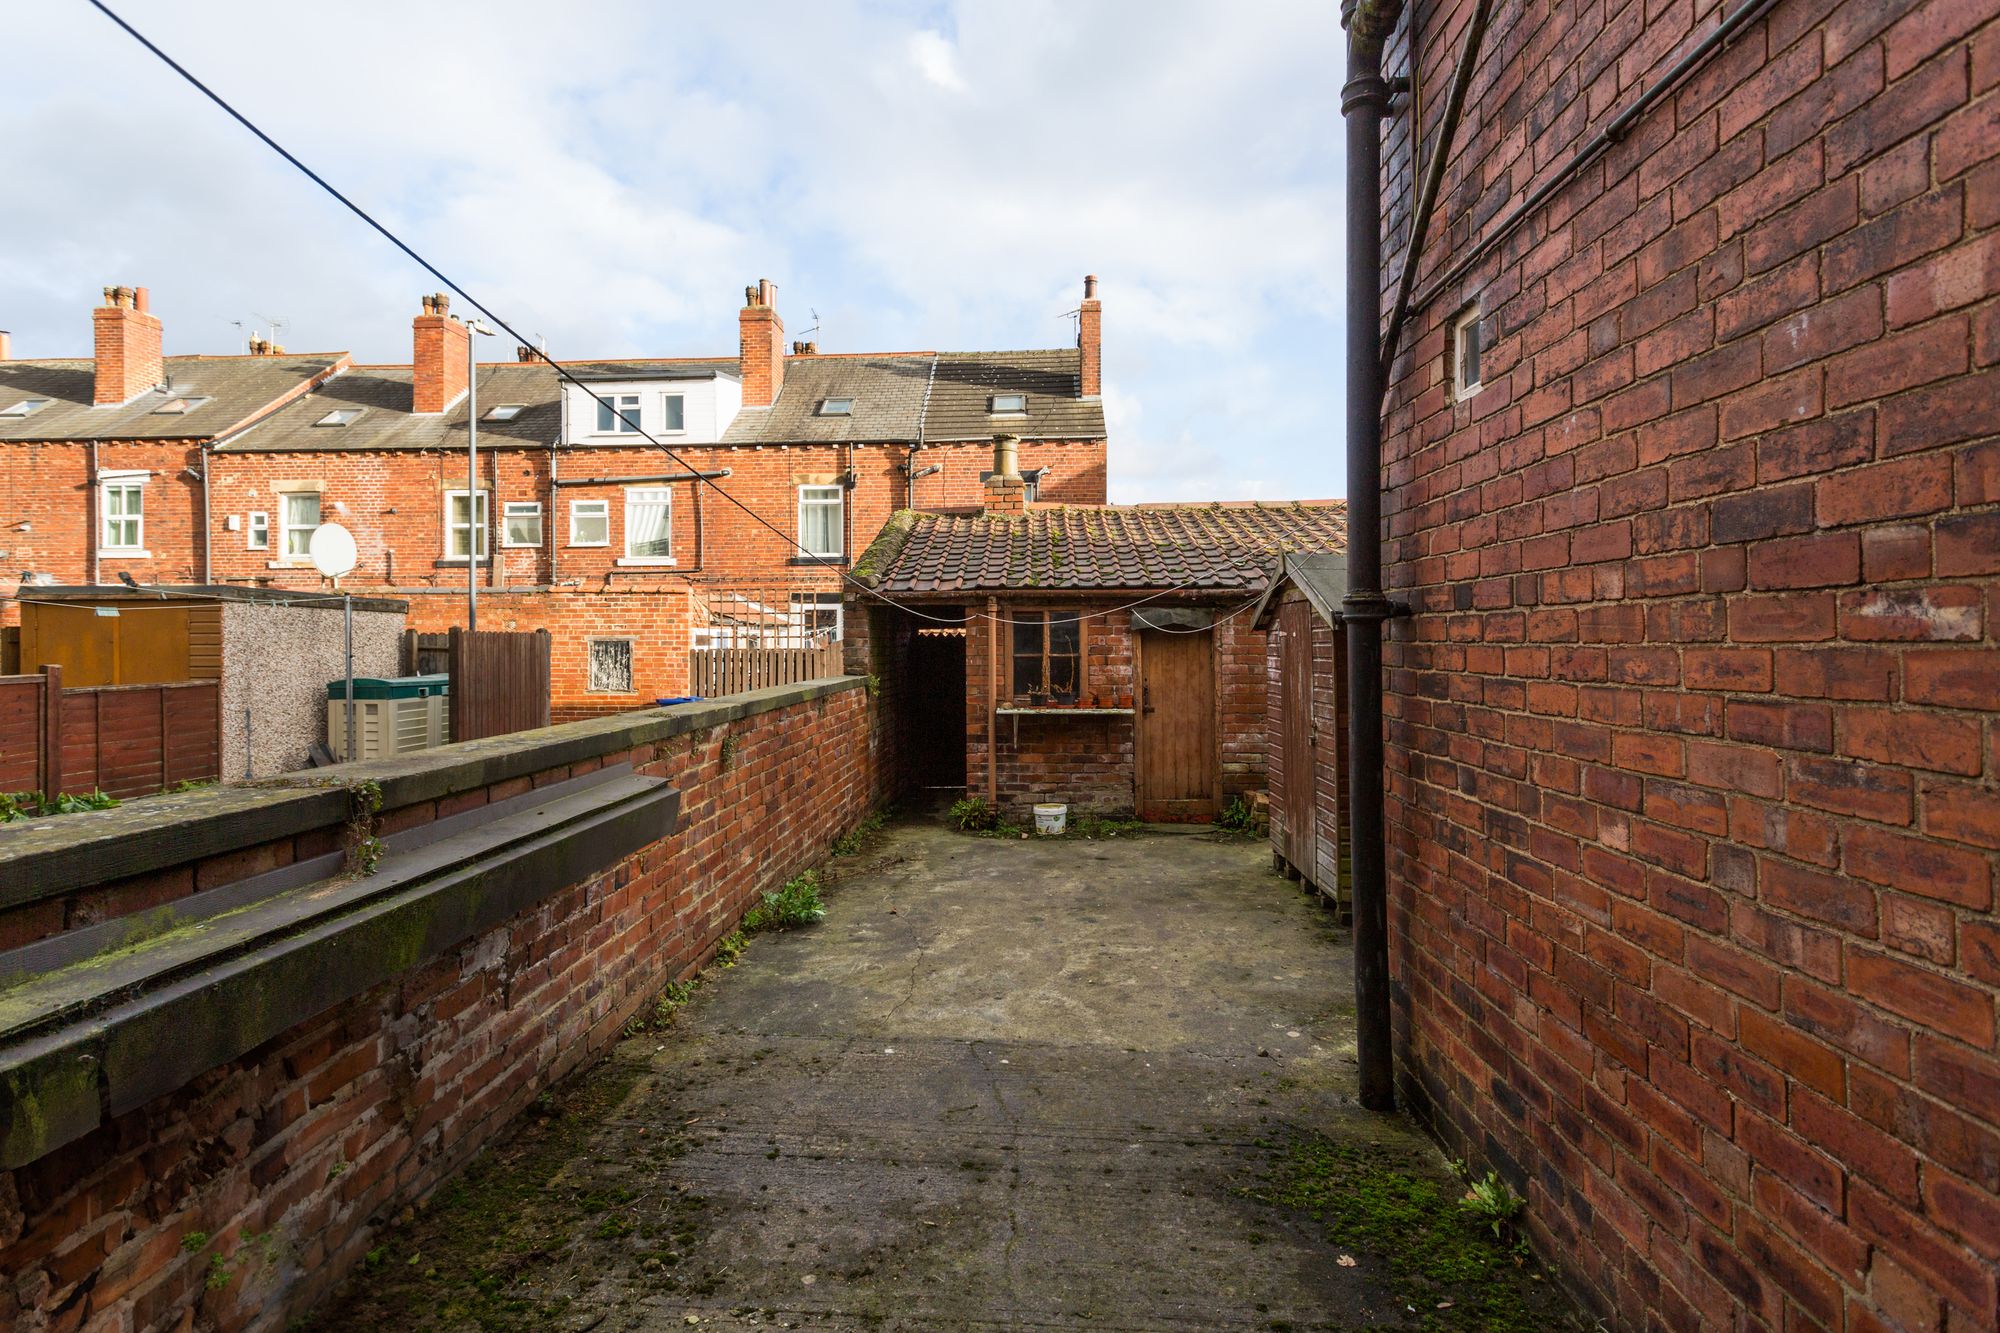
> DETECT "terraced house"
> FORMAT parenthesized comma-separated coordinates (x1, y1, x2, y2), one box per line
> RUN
(1, 279, 1109, 715)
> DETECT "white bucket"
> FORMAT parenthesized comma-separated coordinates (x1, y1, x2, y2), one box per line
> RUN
(1033, 803, 1068, 836)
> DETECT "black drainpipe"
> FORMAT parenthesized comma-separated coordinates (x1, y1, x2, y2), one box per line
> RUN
(1340, 0, 1406, 1115)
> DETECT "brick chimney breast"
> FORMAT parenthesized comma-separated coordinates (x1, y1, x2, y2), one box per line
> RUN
(412, 292, 470, 413)
(1078, 274, 1101, 399)
(92, 284, 165, 406)
(739, 278, 785, 408)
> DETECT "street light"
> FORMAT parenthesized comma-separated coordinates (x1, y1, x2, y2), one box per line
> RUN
(465, 318, 497, 634)
(309, 522, 359, 761)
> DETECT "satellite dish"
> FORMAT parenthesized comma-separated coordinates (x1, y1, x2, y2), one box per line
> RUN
(308, 522, 357, 578)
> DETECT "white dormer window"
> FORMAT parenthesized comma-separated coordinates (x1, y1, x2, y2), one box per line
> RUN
(154, 396, 212, 415)
(989, 393, 1027, 415)
(595, 393, 641, 434)
(1452, 304, 1483, 403)
(316, 408, 364, 427)
(0, 398, 51, 418)
(483, 403, 525, 421)
(660, 393, 685, 432)
(817, 398, 854, 417)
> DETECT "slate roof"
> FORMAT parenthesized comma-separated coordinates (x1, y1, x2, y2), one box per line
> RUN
(0, 355, 344, 442)
(214, 362, 564, 453)
(721, 356, 932, 444)
(1251, 552, 1351, 628)
(853, 502, 1348, 597)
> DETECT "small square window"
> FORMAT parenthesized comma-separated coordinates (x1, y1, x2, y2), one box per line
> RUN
(247, 511, 269, 550)
(154, 396, 212, 414)
(483, 404, 525, 421)
(661, 394, 685, 432)
(1451, 305, 1483, 403)
(817, 398, 854, 416)
(0, 398, 51, 418)
(989, 393, 1028, 415)
(586, 638, 634, 693)
(315, 408, 364, 427)
(570, 498, 610, 547)
(503, 501, 543, 547)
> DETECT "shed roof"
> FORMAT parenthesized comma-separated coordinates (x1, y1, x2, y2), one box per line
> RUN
(1250, 553, 1351, 629)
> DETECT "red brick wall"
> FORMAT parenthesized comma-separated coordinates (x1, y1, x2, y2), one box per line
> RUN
(0, 681, 887, 1331)
(1379, 1, 2000, 1329)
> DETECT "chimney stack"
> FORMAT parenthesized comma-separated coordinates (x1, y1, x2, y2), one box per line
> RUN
(1077, 274, 1101, 399)
(412, 292, 470, 413)
(92, 285, 165, 405)
(739, 278, 785, 408)
(984, 433, 1028, 515)
(0, 331, 11, 361)
(516, 344, 536, 363)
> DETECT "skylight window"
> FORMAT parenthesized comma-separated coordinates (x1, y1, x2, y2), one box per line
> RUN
(483, 404, 525, 421)
(154, 396, 212, 415)
(0, 398, 51, 418)
(315, 408, 364, 427)
(817, 398, 854, 417)
(989, 393, 1028, 415)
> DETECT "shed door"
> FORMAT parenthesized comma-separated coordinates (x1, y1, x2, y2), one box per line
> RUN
(1136, 628, 1216, 820)
(1279, 601, 1316, 874)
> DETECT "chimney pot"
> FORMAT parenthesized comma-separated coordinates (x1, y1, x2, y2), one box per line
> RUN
(0, 331, 11, 361)
(133, 287, 150, 313)
(517, 344, 536, 362)
(1084, 274, 1098, 299)
(983, 434, 1028, 515)
(992, 432, 1021, 480)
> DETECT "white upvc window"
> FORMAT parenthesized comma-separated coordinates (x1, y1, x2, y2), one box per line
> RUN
(569, 498, 609, 546)
(100, 474, 145, 553)
(503, 501, 543, 547)
(247, 511, 270, 550)
(622, 487, 673, 563)
(660, 393, 686, 432)
(798, 484, 843, 558)
(1452, 303, 1483, 402)
(280, 492, 321, 559)
(594, 393, 641, 434)
(445, 490, 489, 559)
(792, 592, 843, 642)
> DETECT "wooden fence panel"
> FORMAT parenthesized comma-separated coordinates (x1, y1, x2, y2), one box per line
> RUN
(689, 641, 844, 698)
(0, 675, 46, 792)
(448, 628, 551, 744)
(0, 676, 220, 800)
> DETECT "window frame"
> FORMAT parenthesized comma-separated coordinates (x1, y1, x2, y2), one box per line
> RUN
(989, 392, 1028, 415)
(791, 592, 844, 643)
(246, 510, 270, 551)
(620, 486, 673, 565)
(816, 397, 854, 417)
(99, 474, 146, 554)
(585, 636, 636, 694)
(1451, 304, 1483, 403)
(1008, 610, 1085, 704)
(796, 483, 844, 559)
(0, 398, 52, 418)
(443, 489, 490, 560)
(568, 498, 610, 547)
(502, 500, 544, 548)
(482, 403, 525, 422)
(659, 393, 686, 433)
(593, 392, 642, 435)
(279, 491, 322, 561)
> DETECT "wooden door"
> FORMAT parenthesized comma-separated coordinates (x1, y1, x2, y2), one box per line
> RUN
(1279, 601, 1316, 873)
(1136, 628, 1216, 820)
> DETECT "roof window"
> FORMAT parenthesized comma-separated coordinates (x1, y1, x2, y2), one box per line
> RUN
(483, 404, 525, 421)
(315, 408, 365, 427)
(0, 398, 52, 418)
(817, 397, 854, 416)
(989, 393, 1028, 415)
(154, 396, 212, 414)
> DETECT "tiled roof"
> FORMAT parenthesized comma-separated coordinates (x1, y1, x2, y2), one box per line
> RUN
(921, 350, 1104, 442)
(0, 355, 344, 442)
(721, 356, 932, 444)
(853, 502, 1348, 596)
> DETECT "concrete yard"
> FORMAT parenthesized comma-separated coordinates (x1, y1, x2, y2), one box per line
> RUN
(317, 822, 1578, 1331)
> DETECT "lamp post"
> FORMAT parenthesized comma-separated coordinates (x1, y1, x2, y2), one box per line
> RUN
(465, 319, 497, 633)
(308, 523, 359, 760)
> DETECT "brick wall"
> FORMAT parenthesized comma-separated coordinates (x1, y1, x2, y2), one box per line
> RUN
(0, 679, 891, 1331)
(1378, 1, 1999, 1329)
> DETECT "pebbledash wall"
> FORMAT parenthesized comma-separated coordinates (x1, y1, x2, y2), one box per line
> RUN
(1377, 0, 1999, 1329)
(0, 676, 892, 1330)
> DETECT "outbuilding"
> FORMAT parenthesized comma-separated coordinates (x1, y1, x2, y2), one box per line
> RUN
(1250, 554, 1350, 911)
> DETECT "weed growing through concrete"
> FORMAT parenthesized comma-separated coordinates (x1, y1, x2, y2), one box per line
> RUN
(831, 808, 888, 856)
(1215, 795, 1257, 834)
(744, 871, 827, 931)
(948, 796, 1000, 831)
(1458, 1169, 1526, 1240)
(623, 979, 698, 1036)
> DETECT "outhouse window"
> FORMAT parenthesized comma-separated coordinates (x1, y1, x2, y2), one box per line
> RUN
(1011, 610, 1082, 704)
(1451, 303, 1483, 402)
(586, 638, 634, 693)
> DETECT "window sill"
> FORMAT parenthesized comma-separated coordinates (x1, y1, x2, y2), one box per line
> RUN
(614, 558, 677, 568)
(567, 542, 610, 550)
(433, 558, 495, 569)
(789, 555, 847, 567)
(99, 550, 152, 560)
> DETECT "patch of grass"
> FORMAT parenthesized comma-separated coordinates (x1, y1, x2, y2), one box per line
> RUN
(947, 796, 1000, 832)
(743, 871, 826, 932)
(831, 808, 888, 856)
(1246, 1132, 1583, 1333)
(1068, 814, 1144, 839)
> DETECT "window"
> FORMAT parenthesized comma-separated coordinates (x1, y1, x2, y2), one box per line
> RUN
(503, 501, 543, 547)
(100, 476, 144, 552)
(586, 638, 633, 693)
(595, 393, 641, 433)
(0, 398, 51, 418)
(1452, 304, 1483, 402)
(660, 394, 685, 432)
(989, 392, 1027, 415)
(569, 498, 609, 546)
(623, 488, 672, 561)
(1011, 611, 1082, 703)
(153, 396, 212, 414)
(792, 593, 843, 643)
(315, 408, 363, 427)
(280, 492, 320, 559)
(817, 397, 854, 416)
(247, 511, 269, 550)
(483, 403, 525, 421)
(445, 491, 489, 559)
(797, 484, 843, 558)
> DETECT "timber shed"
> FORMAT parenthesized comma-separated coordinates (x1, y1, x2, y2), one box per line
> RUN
(1251, 554, 1349, 910)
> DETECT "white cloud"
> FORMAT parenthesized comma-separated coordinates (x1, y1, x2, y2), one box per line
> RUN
(906, 31, 969, 93)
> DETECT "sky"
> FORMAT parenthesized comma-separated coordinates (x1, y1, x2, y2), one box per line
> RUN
(2, 1, 1348, 502)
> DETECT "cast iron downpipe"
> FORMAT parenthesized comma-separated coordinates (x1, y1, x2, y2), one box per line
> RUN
(1341, 0, 1405, 1114)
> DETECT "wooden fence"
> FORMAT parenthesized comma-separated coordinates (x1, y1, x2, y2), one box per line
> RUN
(0, 667, 221, 799)
(690, 640, 845, 698)
(448, 627, 552, 743)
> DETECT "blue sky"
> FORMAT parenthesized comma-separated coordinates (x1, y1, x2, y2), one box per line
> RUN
(3, 1, 1347, 501)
